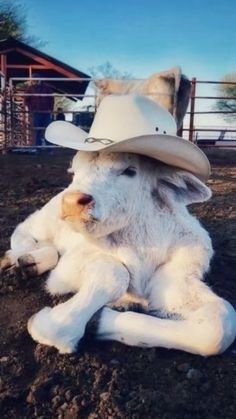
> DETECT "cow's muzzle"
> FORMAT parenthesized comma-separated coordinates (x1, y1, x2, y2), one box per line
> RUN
(61, 191, 94, 219)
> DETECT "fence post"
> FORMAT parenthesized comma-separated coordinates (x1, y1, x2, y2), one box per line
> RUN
(2, 88, 7, 153)
(189, 77, 196, 142)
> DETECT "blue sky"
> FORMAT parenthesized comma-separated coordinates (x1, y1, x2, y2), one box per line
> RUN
(25, 0, 236, 80)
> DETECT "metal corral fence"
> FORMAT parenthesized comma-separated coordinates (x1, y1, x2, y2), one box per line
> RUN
(0, 77, 97, 151)
(0, 77, 236, 151)
(183, 78, 236, 147)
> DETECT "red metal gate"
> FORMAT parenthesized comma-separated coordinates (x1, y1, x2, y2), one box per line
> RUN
(184, 79, 236, 147)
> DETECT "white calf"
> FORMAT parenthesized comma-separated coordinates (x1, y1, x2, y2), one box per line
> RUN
(1, 151, 236, 355)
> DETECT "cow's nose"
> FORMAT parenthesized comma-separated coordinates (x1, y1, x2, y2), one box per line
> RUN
(62, 191, 94, 219)
(77, 193, 94, 206)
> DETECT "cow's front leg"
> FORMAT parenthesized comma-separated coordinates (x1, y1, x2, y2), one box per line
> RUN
(27, 256, 129, 353)
(1, 214, 59, 277)
(1, 244, 59, 278)
(18, 245, 59, 277)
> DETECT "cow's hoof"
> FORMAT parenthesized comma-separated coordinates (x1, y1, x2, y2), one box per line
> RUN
(0, 255, 14, 273)
(27, 307, 81, 354)
(18, 255, 38, 278)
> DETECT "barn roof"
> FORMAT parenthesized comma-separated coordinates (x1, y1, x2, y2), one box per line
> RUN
(0, 37, 91, 100)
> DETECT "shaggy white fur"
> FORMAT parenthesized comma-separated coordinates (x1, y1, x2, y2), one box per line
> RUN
(2, 151, 236, 355)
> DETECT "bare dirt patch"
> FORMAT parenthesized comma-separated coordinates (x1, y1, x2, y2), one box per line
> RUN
(0, 149, 236, 419)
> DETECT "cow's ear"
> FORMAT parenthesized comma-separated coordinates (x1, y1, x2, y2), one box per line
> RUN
(175, 75, 191, 130)
(146, 66, 190, 129)
(144, 67, 180, 116)
(159, 170, 212, 205)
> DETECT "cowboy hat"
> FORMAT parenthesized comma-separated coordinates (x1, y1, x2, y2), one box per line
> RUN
(45, 94, 210, 181)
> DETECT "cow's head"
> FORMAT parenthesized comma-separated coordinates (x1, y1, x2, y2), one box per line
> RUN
(61, 151, 211, 239)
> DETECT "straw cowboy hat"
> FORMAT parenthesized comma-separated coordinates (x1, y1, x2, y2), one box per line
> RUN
(45, 94, 210, 181)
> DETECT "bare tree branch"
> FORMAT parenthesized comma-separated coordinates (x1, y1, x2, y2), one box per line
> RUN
(88, 61, 132, 80)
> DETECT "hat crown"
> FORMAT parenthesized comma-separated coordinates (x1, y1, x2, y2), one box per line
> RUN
(89, 94, 177, 142)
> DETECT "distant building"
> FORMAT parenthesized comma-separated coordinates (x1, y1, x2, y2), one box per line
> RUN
(0, 37, 91, 149)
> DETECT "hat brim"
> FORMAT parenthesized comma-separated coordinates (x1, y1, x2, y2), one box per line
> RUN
(45, 121, 210, 181)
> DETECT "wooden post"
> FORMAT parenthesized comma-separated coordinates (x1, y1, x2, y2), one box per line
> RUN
(189, 77, 196, 142)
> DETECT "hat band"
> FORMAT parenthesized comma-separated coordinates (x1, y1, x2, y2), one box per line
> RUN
(85, 137, 114, 145)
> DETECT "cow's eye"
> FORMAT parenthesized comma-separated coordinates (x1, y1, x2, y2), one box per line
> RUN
(121, 166, 137, 177)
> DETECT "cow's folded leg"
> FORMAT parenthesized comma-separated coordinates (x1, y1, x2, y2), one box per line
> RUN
(1, 245, 58, 278)
(0, 248, 33, 273)
(0, 221, 40, 273)
(18, 246, 59, 278)
(45, 247, 84, 295)
(93, 243, 236, 356)
(1, 204, 61, 277)
(27, 257, 130, 353)
(94, 298, 236, 356)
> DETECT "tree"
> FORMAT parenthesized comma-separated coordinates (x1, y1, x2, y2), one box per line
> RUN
(0, 0, 43, 46)
(215, 73, 236, 122)
(88, 61, 132, 80)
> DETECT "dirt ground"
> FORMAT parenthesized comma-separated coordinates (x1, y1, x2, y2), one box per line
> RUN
(0, 148, 236, 419)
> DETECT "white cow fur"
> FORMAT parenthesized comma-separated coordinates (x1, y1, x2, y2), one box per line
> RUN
(2, 151, 236, 355)
(94, 66, 191, 129)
